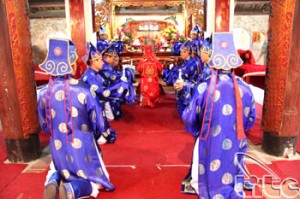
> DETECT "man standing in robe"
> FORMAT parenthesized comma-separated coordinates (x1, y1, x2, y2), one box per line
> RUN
(97, 25, 110, 53)
(136, 45, 163, 107)
(182, 32, 256, 198)
(38, 38, 115, 199)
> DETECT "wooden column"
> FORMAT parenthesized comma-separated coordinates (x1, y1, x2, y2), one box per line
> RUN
(215, 0, 230, 32)
(262, 0, 300, 156)
(0, 0, 41, 162)
(69, 0, 86, 57)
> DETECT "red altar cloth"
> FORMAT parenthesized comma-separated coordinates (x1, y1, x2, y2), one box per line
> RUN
(234, 49, 266, 89)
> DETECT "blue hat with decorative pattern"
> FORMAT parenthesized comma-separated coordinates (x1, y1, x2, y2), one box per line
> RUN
(180, 40, 192, 52)
(89, 43, 102, 61)
(39, 38, 76, 76)
(99, 26, 107, 35)
(69, 41, 78, 65)
(112, 41, 124, 54)
(81, 42, 90, 63)
(172, 42, 182, 55)
(201, 37, 213, 57)
(191, 25, 203, 35)
(208, 32, 243, 70)
(102, 44, 118, 57)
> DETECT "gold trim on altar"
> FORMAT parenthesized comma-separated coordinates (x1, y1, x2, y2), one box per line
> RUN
(94, 0, 206, 39)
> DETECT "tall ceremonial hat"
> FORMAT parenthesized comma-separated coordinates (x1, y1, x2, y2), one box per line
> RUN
(39, 38, 77, 76)
(88, 43, 102, 61)
(143, 44, 155, 58)
(172, 42, 182, 55)
(191, 25, 203, 35)
(112, 41, 124, 54)
(208, 32, 243, 70)
(102, 43, 118, 57)
(180, 40, 192, 52)
(201, 37, 213, 57)
(69, 41, 79, 65)
(99, 25, 107, 35)
(81, 42, 90, 63)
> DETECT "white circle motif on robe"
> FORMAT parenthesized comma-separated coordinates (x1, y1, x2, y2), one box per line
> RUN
(71, 138, 82, 149)
(62, 169, 70, 179)
(72, 106, 78, 117)
(81, 124, 89, 133)
(103, 90, 111, 97)
(212, 125, 222, 137)
(118, 86, 124, 94)
(199, 164, 205, 175)
(90, 84, 99, 92)
(59, 123, 68, 133)
(219, 74, 230, 81)
(197, 82, 207, 94)
(212, 194, 224, 199)
(222, 104, 233, 115)
(77, 93, 86, 104)
(222, 173, 233, 184)
(222, 139, 233, 150)
(70, 78, 79, 85)
(210, 159, 221, 172)
(54, 139, 62, 150)
(66, 154, 74, 163)
(51, 109, 56, 119)
(234, 182, 244, 192)
(55, 90, 65, 101)
(77, 170, 88, 179)
(244, 107, 250, 117)
(214, 90, 221, 102)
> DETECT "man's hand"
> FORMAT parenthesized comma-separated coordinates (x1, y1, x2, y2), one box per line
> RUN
(174, 82, 185, 91)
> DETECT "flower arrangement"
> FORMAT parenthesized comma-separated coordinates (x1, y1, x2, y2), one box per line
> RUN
(175, 33, 187, 43)
(161, 26, 177, 42)
(114, 25, 133, 44)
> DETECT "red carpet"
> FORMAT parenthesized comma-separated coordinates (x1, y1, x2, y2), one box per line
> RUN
(100, 94, 196, 198)
(0, 93, 299, 199)
(272, 160, 300, 183)
(0, 171, 47, 199)
(246, 163, 284, 184)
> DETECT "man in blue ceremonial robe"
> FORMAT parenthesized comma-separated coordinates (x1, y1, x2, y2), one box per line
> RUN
(97, 25, 110, 53)
(181, 32, 256, 198)
(99, 44, 136, 119)
(81, 43, 134, 144)
(37, 38, 115, 199)
(162, 40, 198, 116)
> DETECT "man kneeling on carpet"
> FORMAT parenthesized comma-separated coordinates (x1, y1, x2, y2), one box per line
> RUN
(37, 38, 115, 199)
(136, 45, 163, 107)
(181, 32, 256, 198)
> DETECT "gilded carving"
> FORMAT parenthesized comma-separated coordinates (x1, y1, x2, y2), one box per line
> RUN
(263, 0, 296, 134)
(5, 0, 40, 138)
(95, 0, 112, 31)
(186, 0, 205, 33)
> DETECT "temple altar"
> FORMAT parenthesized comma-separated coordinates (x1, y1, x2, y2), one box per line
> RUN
(94, 0, 206, 46)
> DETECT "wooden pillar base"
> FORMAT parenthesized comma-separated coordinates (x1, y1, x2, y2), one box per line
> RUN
(5, 133, 41, 163)
(262, 131, 298, 157)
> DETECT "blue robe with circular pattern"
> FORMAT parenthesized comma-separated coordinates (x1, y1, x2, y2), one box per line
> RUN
(37, 76, 115, 191)
(182, 70, 256, 199)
